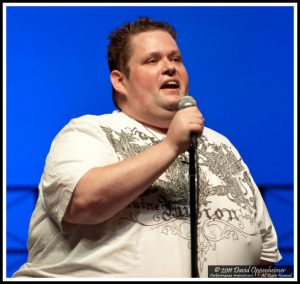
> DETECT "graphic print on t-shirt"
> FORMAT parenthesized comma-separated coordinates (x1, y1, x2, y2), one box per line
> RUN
(101, 126, 260, 272)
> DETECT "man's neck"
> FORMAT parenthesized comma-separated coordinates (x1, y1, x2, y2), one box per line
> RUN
(140, 121, 168, 135)
(121, 110, 171, 135)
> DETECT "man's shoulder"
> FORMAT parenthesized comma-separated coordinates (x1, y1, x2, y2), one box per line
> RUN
(202, 126, 232, 145)
(68, 111, 120, 126)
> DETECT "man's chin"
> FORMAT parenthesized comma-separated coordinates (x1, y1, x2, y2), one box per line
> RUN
(163, 96, 182, 111)
(165, 104, 179, 111)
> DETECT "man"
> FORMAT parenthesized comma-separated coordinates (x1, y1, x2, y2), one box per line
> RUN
(13, 16, 281, 278)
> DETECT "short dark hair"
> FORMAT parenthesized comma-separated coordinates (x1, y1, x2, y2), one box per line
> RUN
(107, 16, 177, 109)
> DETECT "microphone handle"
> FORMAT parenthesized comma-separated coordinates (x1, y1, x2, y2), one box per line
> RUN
(189, 136, 199, 277)
(191, 133, 197, 149)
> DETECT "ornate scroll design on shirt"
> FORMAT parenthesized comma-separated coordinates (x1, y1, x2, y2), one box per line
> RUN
(118, 192, 191, 241)
(195, 135, 260, 272)
(118, 204, 190, 241)
(101, 126, 190, 199)
(101, 125, 190, 241)
(197, 210, 259, 271)
(197, 135, 256, 213)
(100, 126, 260, 273)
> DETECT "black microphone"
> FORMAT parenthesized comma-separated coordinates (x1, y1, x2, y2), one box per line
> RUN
(178, 96, 198, 148)
(178, 95, 199, 277)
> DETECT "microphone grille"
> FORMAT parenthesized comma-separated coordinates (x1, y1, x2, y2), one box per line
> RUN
(178, 96, 197, 110)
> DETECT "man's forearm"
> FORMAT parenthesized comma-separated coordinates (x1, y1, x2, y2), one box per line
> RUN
(63, 139, 179, 225)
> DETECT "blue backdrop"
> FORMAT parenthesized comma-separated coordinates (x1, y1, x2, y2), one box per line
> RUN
(5, 4, 295, 278)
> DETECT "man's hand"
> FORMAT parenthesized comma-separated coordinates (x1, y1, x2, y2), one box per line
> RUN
(165, 106, 204, 154)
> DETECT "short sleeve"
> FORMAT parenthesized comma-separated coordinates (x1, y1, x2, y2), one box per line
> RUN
(39, 115, 117, 231)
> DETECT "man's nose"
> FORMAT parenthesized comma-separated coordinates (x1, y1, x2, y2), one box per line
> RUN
(162, 59, 176, 75)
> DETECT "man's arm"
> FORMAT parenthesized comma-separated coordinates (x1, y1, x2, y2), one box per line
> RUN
(63, 139, 178, 225)
(63, 107, 204, 225)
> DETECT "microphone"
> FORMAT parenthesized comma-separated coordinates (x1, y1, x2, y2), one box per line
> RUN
(178, 96, 198, 148)
(178, 95, 199, 277)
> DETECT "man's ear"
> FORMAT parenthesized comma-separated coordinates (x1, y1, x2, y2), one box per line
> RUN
(110, 70, 128, 96)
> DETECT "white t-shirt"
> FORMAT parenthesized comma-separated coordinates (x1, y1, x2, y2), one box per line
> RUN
(13, 111, 281, 278)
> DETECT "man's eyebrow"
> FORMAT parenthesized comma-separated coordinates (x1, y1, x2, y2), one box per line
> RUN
(144, 51, 161, 58)
(169, 50, 181, 56)
(143, 50, 181, 59)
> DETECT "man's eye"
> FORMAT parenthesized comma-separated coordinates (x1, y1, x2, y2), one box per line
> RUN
(147, 59, 157, 64)
(172, 57, 182, 62)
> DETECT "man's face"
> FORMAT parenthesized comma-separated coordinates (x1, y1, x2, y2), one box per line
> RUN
(122, 30, 189, 129)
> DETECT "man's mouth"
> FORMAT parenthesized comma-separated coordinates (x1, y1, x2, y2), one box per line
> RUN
(160, 80, 180, 90)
